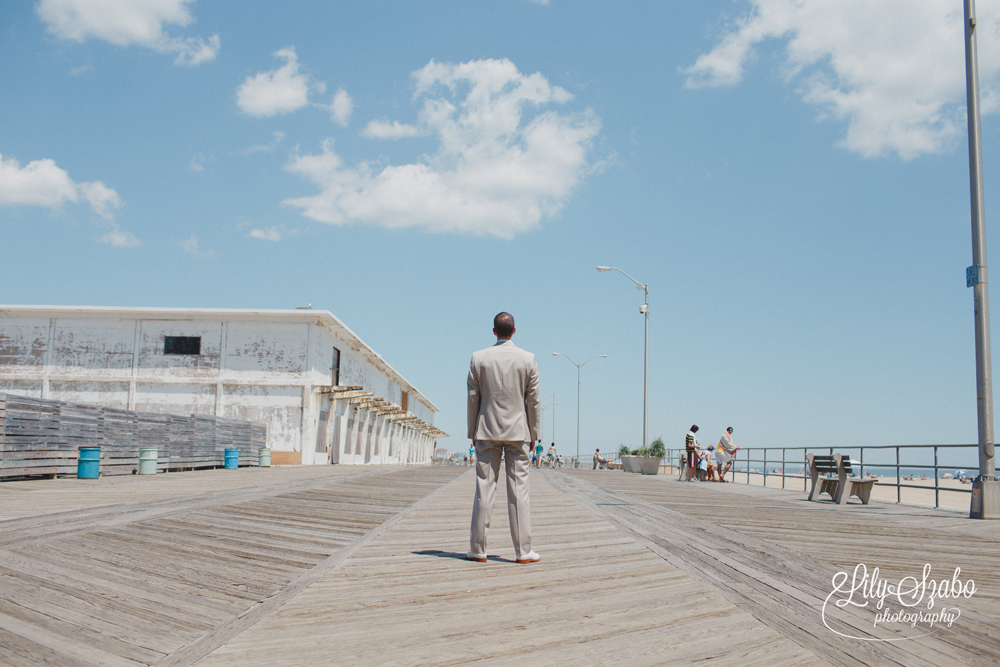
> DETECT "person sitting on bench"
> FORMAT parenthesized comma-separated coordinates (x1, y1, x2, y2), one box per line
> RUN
(593, 449, 607, 470)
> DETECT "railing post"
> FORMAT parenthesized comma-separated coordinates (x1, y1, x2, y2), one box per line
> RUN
(782, 448, 786, 489)
(860, 447, 865, 481)
(896, 447, 903, 505)
(763, 448, 768, 487)
(804, 450, 808, 491)
(934, 445, 940, 509)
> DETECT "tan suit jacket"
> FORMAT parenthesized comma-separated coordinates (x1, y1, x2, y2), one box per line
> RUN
(467, 339, 541, 442)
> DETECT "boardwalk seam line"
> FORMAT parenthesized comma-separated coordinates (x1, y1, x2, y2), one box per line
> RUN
(154, 468, 472, 667)
(542, 471, 926, 667)
(0, 468, 392, 548)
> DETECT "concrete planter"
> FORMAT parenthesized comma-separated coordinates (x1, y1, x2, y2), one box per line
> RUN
(621, 455, 639, 473)
(639, 456, 661, 475)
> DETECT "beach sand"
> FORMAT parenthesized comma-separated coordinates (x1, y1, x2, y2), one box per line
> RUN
(656, 464, 973, 512)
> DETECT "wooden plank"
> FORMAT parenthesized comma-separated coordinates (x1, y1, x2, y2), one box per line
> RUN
(189, 467, 824, 667)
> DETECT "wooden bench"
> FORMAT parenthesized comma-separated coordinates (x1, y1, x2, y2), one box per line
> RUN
(806, 453, 877, 504)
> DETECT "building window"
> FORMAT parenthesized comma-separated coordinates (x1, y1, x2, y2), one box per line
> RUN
(331, 347, 341, 386)
(401, 390, 408, 413)
(164, 336, 201, 355)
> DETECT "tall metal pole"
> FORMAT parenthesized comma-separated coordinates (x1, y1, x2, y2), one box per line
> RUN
(553, 353, 606, 466)
(643, 284, 649, 450)
(965, 0, 999, 519)
(576, 365, 582, 464)
(540, 404, 546, 445)
(598, 266, 650, 449)
(548, 390, 556, 445)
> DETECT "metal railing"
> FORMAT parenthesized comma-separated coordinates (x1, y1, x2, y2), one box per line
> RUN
(666, 444, 977, 509)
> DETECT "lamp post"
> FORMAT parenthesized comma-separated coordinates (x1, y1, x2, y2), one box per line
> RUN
(540, 403, 548, 445)
(964, 0, 999, 519)
(552, 353, 607, 465)
(597, 265, 649, 450)
(547, 390, 556, 446)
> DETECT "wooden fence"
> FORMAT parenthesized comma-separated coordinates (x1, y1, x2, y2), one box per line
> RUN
(1, 393, 266, 478)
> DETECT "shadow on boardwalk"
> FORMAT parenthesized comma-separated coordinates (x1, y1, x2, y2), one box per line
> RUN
(0, 465, 997, 666)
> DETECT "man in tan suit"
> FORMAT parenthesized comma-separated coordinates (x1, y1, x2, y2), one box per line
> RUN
(467, 312, 541, 564)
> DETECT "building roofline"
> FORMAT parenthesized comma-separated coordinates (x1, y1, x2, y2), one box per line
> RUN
(0, 305, 439, 412)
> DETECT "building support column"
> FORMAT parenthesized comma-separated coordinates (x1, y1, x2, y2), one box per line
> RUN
(126, 320, 139, 409)
(42, 318, 56, 401)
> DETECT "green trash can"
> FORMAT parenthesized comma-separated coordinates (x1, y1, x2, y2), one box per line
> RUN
(138, 447, 158, 475)
(259, 448, 271, 468)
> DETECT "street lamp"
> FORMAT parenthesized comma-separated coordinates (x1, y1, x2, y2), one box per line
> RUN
(548, 390, 556, 446)
(540, 403, 548, 444)
(964, 0, 998, 518)
(540, 397, 557, 450)
(552, 353, 607, 465)
(597, 265, 649, 451)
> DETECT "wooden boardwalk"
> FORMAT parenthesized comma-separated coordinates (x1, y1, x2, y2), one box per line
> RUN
(0, 466, 997, 666)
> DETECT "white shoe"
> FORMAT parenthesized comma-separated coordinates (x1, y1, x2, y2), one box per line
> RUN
(466, 551, 487, 562)
(516, 550, 541, 564)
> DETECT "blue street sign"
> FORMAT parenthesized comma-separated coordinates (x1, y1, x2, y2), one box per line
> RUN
(968, 264, 980, 288)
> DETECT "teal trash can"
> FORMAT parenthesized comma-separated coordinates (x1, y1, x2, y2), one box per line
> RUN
(78, 446, 101, 479)
(138, 447, 158, 475)
(259, 448, 271, 468)
(224, 448, 239, 469)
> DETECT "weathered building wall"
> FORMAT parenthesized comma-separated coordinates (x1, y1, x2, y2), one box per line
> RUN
(0, 307, 442, 465)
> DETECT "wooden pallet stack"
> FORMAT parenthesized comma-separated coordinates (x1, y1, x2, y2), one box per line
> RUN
(0, 393, 267, 479)
(96, 406, 140, 476)
(138, 412, 171, 471)
(193, 415, 220, 470)
(250, 424, 266, 466)
(0, 394, 70, 477)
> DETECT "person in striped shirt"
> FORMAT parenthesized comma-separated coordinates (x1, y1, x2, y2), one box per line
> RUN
(684, 425, 700, 481)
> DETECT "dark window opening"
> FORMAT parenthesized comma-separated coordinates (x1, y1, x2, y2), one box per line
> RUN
(331, 347, 341, 386)
(401, 390, 409, 413)
(164, 336, 201, 355)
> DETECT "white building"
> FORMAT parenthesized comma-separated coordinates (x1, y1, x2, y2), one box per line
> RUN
(0, 306, 445, 465)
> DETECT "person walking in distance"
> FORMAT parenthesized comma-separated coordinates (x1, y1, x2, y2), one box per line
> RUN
(467, 312, 542, 564)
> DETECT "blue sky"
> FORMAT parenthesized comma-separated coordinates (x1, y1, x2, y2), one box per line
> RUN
(3, 0, 1000, 455)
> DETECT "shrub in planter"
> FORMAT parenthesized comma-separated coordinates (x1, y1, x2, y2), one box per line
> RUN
(639, 437, 666, 475)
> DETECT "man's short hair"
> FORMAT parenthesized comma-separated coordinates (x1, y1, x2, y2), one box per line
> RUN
(494, 312, 515, 337)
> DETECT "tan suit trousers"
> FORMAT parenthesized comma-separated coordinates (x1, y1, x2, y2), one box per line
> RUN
(470, 440, 532, 559)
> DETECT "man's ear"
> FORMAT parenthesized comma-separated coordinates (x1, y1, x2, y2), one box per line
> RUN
(492, 328, 497, 336)
(511, 327, 516, 336)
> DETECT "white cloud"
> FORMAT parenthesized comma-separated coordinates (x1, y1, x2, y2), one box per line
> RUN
(683, 0, 1000, 160)
(101, 228, 141, 247)
(237, 47, 312, 117)
(182, 233, 215, 258)
(249, 226, 282, 241)
(0, 152, 121, 219)
(37, 0, 219, 66)
(243, 131, 286, 155)
(327, 88, 353, 126)
(284, 58, 600, 238)
(190, 152, 207, 171)
(362, 120, 421, 139)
